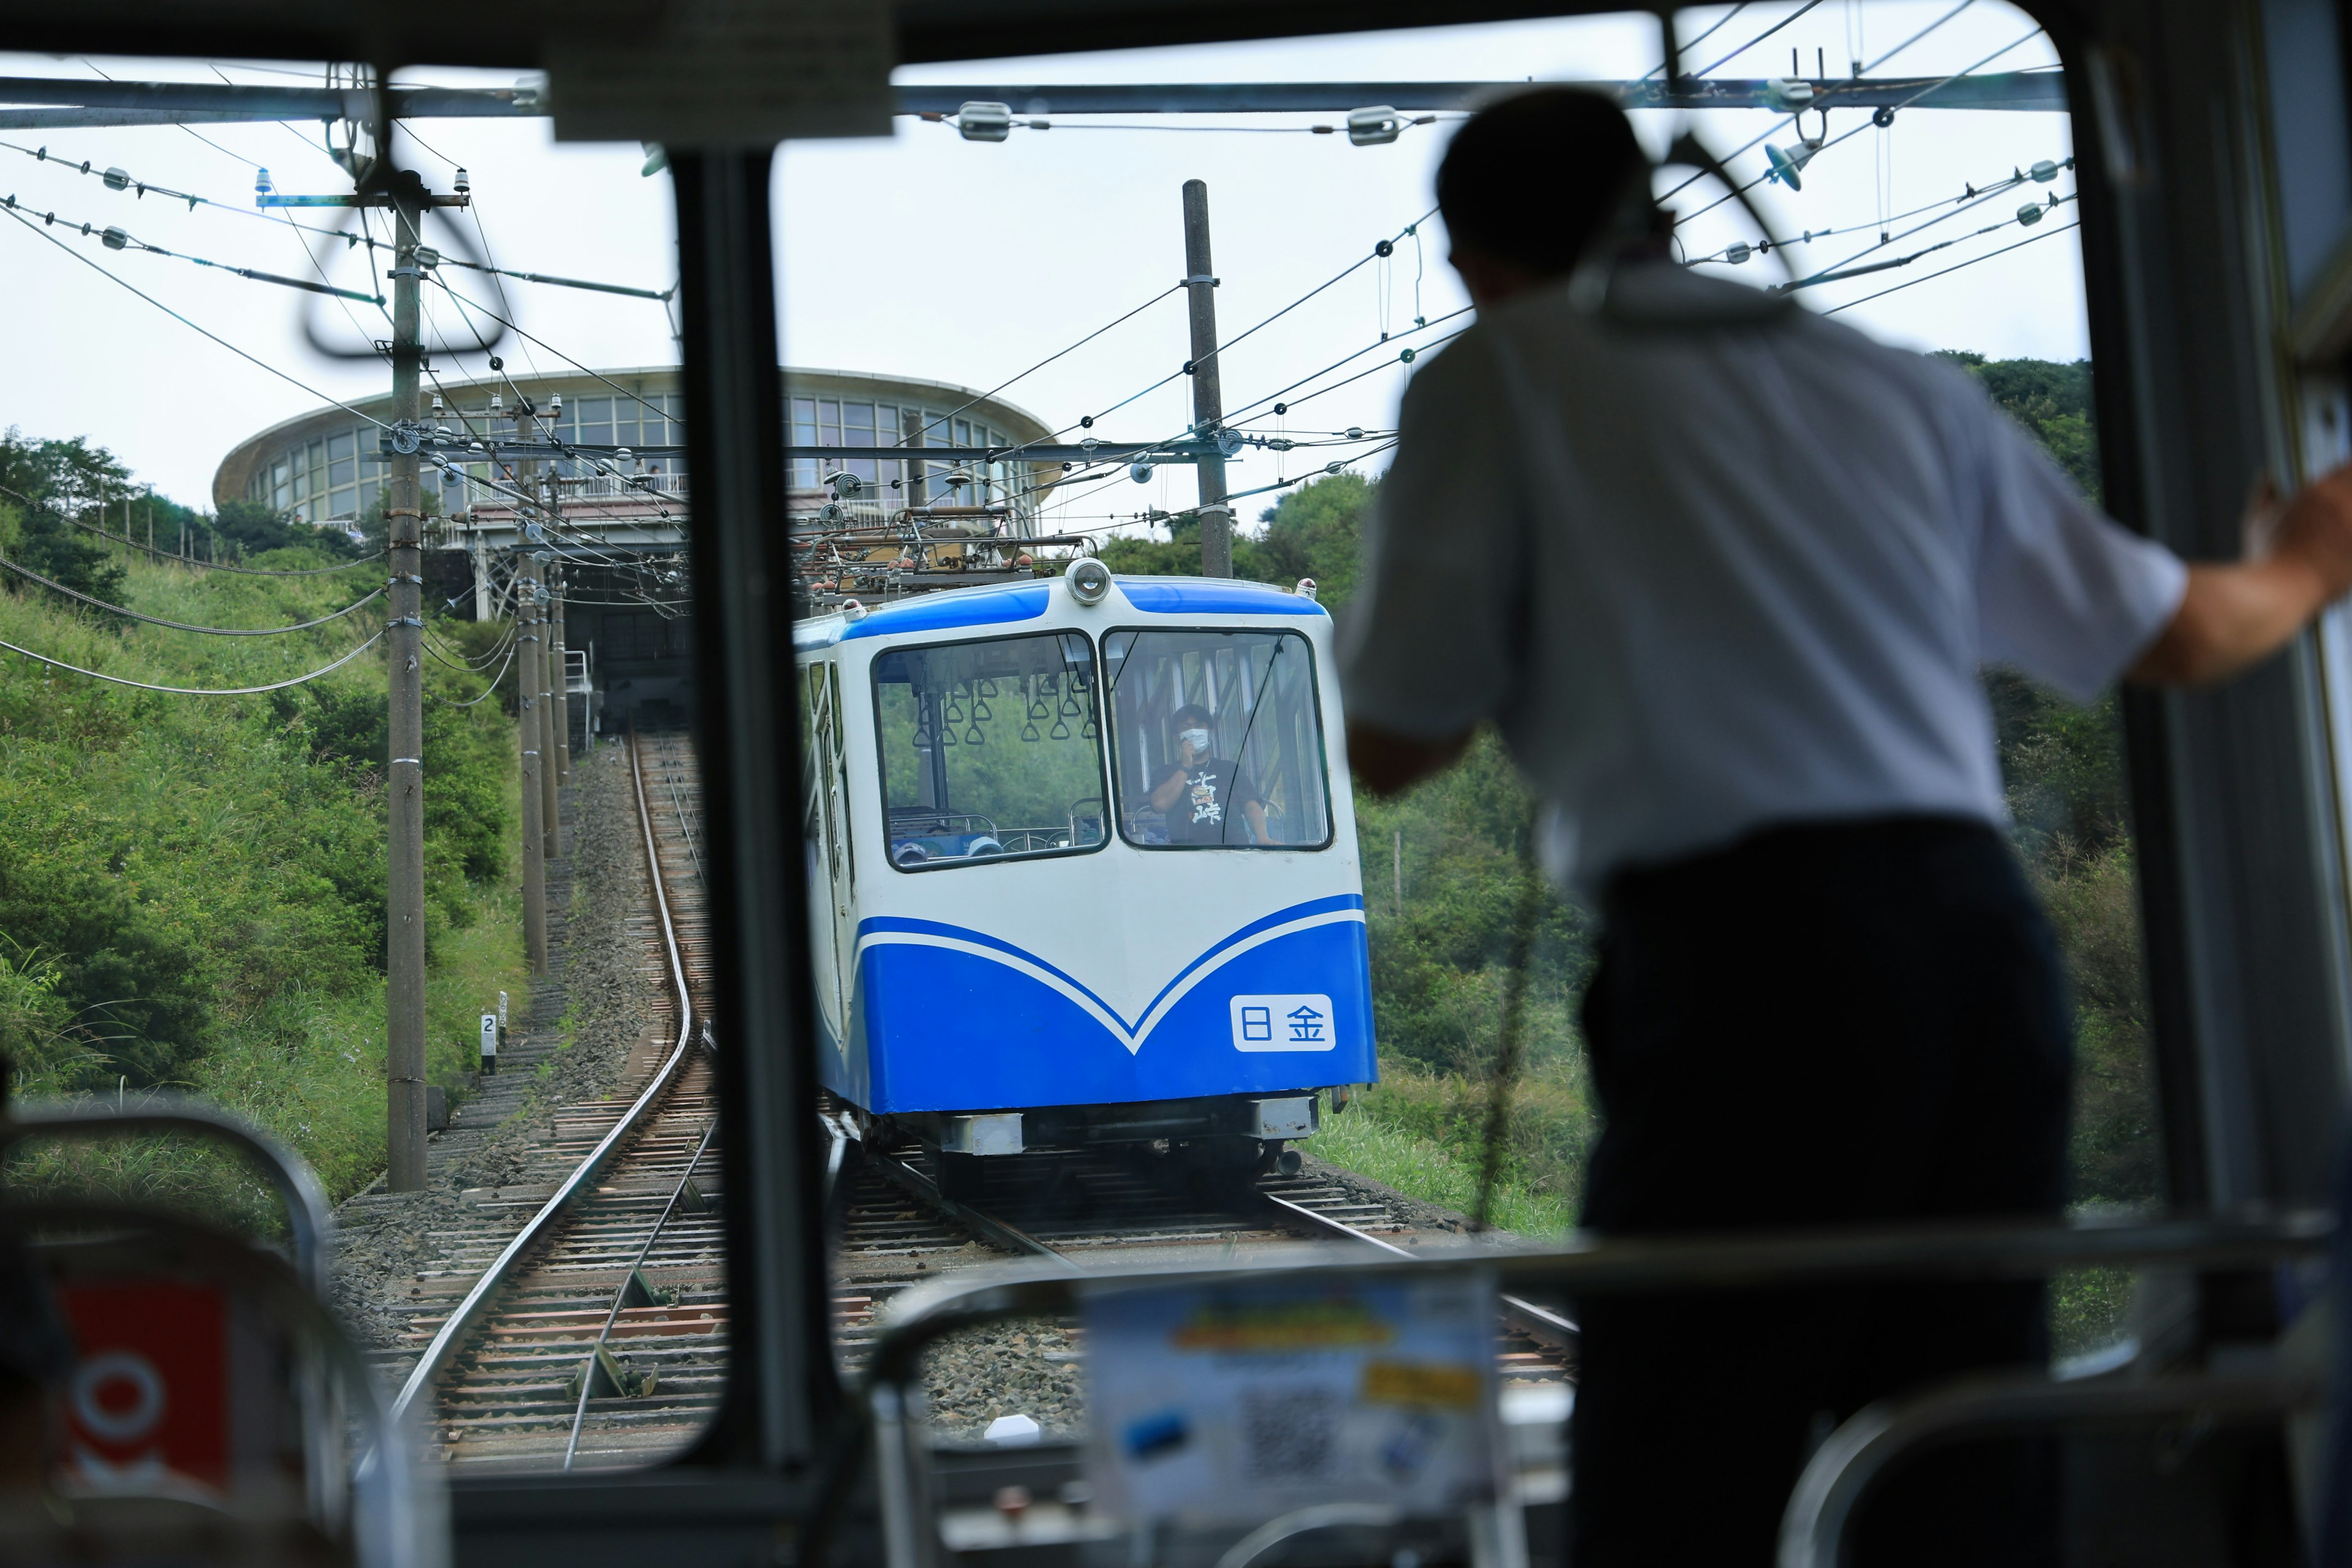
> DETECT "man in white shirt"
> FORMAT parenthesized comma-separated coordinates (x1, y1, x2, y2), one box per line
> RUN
(1340, 89, 2352, 1567)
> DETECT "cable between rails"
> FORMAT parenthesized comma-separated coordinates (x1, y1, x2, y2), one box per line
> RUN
(0, 627, 385, 695)
(0, 551, 387, 633)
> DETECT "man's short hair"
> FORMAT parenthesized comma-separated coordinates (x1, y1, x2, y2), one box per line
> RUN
(1437, 88, 1649, 276)
(1171, 704, 1212, 729)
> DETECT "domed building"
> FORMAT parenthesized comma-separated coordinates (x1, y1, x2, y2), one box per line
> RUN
(212, 365, 1060, 730)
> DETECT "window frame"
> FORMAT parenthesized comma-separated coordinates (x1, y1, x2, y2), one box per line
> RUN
(1101, 623, 1338, 854)
(867, 627, 1115, 874)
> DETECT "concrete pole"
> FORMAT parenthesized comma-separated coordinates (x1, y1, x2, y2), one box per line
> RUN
(551, 575, 571, 786)
(537, 496, 562, 860)
(518, 548, 548, 975)
(385, 178, 429, 1193)
(1182, 179, 1232, 579)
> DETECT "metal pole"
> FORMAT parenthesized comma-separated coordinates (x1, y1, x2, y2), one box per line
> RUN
(551, 576, 571, 786)
(1181, 179, 1232, 579)
(518, 545, 549, 975)
(537, 489, 562, 859)
(385, 178, 429, 1194)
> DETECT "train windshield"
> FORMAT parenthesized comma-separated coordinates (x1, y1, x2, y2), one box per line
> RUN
(872, 630, 1108, 867)
(1103, 628, 1332, 849)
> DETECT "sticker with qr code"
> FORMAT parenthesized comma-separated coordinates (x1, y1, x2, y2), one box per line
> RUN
(1082, 1273, 1501, 1528)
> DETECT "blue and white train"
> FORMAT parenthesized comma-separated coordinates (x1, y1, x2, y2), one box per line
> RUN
(792, 563, 1377, 1180)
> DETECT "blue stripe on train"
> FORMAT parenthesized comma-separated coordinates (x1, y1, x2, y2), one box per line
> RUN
(826, 913, 1376, 1114)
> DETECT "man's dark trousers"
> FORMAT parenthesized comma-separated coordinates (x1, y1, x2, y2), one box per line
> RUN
(1569, 816, 2073, 1567)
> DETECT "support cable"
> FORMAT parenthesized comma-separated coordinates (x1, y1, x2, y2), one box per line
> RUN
(0, 481, 383, 576)
(0, 551, 386, 633)
(435, 637, 518, 707)
(0, 627, 384, 695)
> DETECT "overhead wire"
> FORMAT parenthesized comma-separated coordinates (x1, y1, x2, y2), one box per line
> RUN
(1676, 25, 2047, 228)
(1655, 0, 1986, 208)
(1689, 0, 1827, 78)
(886, 282, 1186, 453)
(0, 194, 385, 302)
(0, 137, 672, 300)
(1784, 188, 2074, 291)
(0, 199, 398, 435)
(1821, 216, 2077, 313)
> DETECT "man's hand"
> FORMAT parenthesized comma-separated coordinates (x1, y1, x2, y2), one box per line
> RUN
(2129, 464, 2352, 687)
(1346, 721, 1474, 797)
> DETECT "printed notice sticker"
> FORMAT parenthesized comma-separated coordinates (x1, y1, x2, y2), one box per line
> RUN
(1231, 993, 1336, 1052)
(1082, 1272, 1502, 1528)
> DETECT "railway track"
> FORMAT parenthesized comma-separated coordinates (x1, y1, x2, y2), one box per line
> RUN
(385, 732, 1567, 1470)
(390, 732, 726, 1472)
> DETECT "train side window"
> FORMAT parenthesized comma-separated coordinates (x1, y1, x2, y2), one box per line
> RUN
(871, 631, 1108, 869)
(829, 662, 853, 890)
(1102, 628, 1333, 850)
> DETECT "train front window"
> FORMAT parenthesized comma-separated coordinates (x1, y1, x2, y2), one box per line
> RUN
(872, 631, 1107, 867)
(1103, 628, 1333, 849)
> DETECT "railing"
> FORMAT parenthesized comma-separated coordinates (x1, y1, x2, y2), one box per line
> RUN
(803, 1210, 2335, 1568)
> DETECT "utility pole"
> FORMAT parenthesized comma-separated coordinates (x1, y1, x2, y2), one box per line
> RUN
(1182, 179, 1232, 579)
(516, 414, 551, 974)
(537, 489, 561, 861)
(260, 159, 469, 1193)
(518, 556, 549, 973)
(551, 572, 571, 786)
(383, 175, 429, 1194)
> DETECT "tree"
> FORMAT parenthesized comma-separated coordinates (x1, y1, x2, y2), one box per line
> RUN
(0, 429, 132, 603)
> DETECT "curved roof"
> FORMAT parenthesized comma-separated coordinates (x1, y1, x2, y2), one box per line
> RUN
(211, 364, 1055, 508)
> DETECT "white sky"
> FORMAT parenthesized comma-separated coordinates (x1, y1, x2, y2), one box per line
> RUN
(0, 2, 2081, 529)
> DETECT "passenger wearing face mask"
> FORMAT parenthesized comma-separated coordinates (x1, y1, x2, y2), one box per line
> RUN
(1147, 704, 1270, 845)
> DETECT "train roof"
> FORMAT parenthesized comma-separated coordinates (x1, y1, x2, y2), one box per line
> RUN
(791, 574, 1327, 652)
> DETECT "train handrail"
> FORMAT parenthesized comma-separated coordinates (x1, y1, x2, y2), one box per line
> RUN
(391, 733, 703, 1424)
(1774, 1365, 2326, 1568)
(795, 1209, 2331, 1568)
(0, 1098, 334, 1294)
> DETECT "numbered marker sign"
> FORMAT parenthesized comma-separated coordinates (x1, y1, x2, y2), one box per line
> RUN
(481, 1013, 500, 1071)
(1084, 1273, 1501, 1528)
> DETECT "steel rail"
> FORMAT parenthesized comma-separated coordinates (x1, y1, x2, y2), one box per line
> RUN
(1259, 1189, 1580, 1355)
(390, 731, 701, 1423)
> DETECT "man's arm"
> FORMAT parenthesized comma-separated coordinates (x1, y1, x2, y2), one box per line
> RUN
(2129, 467, 2352, 686)
(1346, 721, 1474, 798)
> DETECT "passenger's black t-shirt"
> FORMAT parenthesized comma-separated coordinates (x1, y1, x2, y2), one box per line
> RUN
(1162, 758, 1263, 844)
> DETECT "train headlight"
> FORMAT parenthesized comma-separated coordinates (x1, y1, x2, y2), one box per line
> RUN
(1066, 557, 1112, 606)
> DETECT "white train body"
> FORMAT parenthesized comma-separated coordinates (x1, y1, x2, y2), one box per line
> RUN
(792, 573, 1376, 1152)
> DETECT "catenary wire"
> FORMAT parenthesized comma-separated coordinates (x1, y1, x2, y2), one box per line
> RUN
(1691, 0, 1827, 78)
(884, 282, 1186, 452)
(1678, 26, 2046, 227)
(0, 194, 385, 302)
(1656, 0, 1985, 206)
(0, 200, 398, 434)
(1820, 216, 2077, 313)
